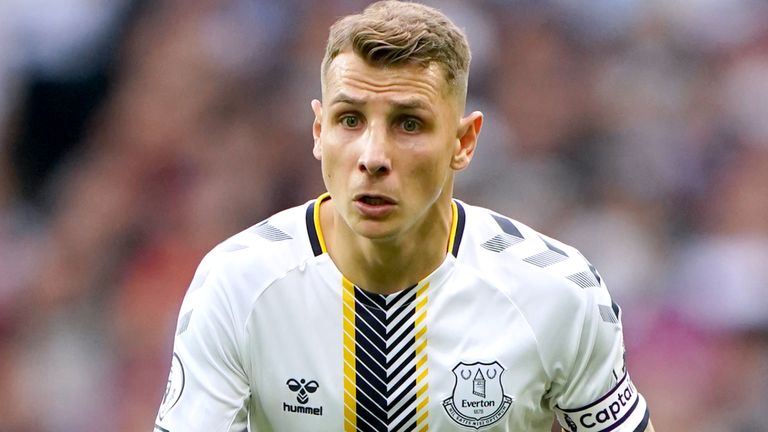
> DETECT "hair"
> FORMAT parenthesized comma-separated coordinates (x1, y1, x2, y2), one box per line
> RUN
(321, 0, 471, 98)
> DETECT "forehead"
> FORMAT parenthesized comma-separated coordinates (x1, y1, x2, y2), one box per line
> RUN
(323, 52, 454, 108)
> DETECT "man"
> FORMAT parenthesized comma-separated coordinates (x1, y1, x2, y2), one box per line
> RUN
(154, 1, 654, 431)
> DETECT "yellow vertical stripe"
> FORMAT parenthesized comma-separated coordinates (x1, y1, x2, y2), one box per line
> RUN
(416, 395, 429, 413)
(313, 192, 330, 254)
(446, 201, 459, 254)
(416, 410, 429, 428)
(416, 350, 428, 369)
(341, 264, 433, 430)
(415, 325, 427, 341)
(415, 297, 428, 320)
(417, 381, 429, 398)
(416, 368, 429, 385)
(342, 277, 356, 432)
(414, 282, 430, 429)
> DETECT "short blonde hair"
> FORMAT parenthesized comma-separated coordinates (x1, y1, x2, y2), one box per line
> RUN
(321, 0, 471, 97)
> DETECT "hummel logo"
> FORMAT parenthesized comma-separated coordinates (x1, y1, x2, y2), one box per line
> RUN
(286, 378, 319, 404)
(284, 378, 323, 416)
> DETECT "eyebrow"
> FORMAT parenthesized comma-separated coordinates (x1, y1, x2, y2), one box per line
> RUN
(330, 92, 431, 111)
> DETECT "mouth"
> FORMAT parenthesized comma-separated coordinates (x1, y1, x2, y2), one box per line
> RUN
(352, 193, 397, 218)
(354, 194, 396, 206)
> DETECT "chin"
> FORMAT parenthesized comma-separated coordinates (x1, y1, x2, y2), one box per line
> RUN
(350, 220, 400, 241)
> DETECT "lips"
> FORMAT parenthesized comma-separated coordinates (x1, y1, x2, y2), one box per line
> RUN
(355, 194, 396, 205)
(352, 193, 397, 218)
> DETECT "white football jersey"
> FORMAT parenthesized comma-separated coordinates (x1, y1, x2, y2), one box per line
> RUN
(154, 194, 649, 432)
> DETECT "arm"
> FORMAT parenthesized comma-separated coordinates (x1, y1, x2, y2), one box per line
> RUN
(154, 258, 251, 431)
(548, 255, 652, 432)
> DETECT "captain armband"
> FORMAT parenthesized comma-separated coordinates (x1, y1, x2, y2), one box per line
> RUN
(555, 372, 649, 432)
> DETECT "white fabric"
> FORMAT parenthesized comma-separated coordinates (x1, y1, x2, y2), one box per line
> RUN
(155, 198, 648, 431)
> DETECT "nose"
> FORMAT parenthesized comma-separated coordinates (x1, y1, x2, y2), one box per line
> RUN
(357, 127, 391, 176)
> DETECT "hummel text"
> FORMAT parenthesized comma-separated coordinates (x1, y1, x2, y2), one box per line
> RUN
(283, 402, 323, 416)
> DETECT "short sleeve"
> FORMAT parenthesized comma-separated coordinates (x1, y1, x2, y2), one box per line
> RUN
(154, 258, 251, 432)
(551, 284, 650, 432)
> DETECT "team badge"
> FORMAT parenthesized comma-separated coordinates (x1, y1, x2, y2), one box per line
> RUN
(158, 353, 185, 420)
(443, 361, 514, 429)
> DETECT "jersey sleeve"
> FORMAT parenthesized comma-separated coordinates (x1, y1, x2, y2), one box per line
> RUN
(154, 254, 251, 432)
(551, 278, 650, 432)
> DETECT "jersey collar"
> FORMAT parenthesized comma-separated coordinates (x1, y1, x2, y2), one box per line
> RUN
(305, 192, 466, 258)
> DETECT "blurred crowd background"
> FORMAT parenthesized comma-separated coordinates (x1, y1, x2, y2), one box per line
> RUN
(1, 0, 767, 431)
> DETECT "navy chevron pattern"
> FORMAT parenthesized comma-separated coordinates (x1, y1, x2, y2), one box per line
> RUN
(254, 221, 292, 241)
(566, 271, 600, 289)
(482, 215, 525, 253)
(343, 279, 430, 432)
(523, 237, 569, 267)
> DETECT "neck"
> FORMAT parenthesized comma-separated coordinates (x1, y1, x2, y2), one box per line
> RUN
(320, 194, 454, 295)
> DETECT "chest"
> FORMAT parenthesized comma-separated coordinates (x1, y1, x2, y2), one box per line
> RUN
(245, 272, 554, 431)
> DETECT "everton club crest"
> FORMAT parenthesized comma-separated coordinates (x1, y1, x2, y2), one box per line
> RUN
(443, 361, 514, 429)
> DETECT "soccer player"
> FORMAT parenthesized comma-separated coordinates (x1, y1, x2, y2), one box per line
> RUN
(154, 1, 654, 431)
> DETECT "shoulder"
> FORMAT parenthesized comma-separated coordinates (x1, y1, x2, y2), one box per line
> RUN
(182, 200, 317, 311)
(457, 200, 605, 296)
(211, 201, 314, 266)
(455, 200, 619, 370)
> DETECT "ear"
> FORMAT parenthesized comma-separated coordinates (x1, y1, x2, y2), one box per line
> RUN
(451, 111, 483, 170)
(311, 99, 323, 160)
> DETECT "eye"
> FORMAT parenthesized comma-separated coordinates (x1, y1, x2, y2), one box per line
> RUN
(400, 117, 422, 133)
(340, 114, 361, 129)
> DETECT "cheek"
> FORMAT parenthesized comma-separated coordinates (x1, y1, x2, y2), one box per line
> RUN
(319, 139, 351, 185)
(320, 156, 334, 183)
(323, 136, 362, 171)
(406, 155, 450, 193)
